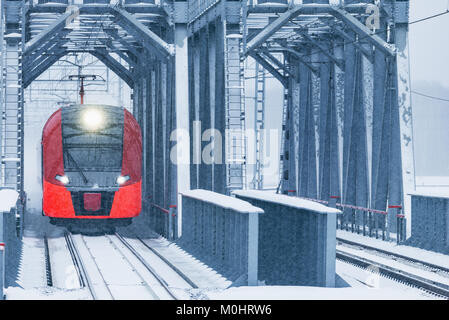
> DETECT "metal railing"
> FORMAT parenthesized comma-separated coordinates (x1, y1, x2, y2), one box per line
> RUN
(0, 189, 23, 300)
(179, 189, 263, 286)
(408, 193, 449, 254)
(234, 190, 340, 287)
(300, 195, 407, 244)
(149, 201, 178, 241)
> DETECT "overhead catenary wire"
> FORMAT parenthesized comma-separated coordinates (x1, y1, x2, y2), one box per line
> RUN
(412, 91, 449, 103)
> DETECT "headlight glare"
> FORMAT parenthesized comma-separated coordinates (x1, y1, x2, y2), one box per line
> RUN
(82, 109, 104, 131)
(55, 175, 69, 185)
(117, 175, 130, 185)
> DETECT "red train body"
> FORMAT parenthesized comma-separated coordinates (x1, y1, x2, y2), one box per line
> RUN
(42, 105, 142, 225)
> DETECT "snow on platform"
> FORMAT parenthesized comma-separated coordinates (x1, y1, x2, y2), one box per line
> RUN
(181, 189, 263, 214)
(233, 190, 341, 214)
(337, 230, 449, 271)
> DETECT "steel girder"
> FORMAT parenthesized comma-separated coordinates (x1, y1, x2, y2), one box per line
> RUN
(249, 51, 288, 88)
(244, 4, 395, 57)
(24, 12, 71, 55)
(23, 47, 68, 88)
(111, 7, 174, 60)
(89, 50, 134, 87)
(23, 4, 174, 89)
(248, 1, 414, 235)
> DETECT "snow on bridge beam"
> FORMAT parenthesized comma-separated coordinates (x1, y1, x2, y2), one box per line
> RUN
(97, 39, 137, 69)
(23, 29, 70, 63)
(245, 4, 395, 57)
(29, 4, 166, 15)
(329, 7, 396, 57)
(23, 49, 68, 88)
(111, 7, 174, 61)
(23, 38, 70, 72)
(24, 12, 71, 56)
(103, 28, 144, 63)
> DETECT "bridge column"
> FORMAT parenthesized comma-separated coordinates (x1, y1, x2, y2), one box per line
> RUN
(342, 32, 369, 226)
(198, 27, 212, 190)
(213, 19, 226, 194)
(188, 34, 200, 189)
(297, 46, 318, 199)
(2, 1, 24, 192)
(391, 0, 415, 238)
(174, 23, 189, 235)
(143, 70, 154, 225)
(371, 16, 390, 228)
(318, 41, 340, 202)
(280, 54, 297, 195)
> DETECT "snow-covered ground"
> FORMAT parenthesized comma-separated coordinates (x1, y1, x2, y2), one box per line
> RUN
(4, 213, 444, 300)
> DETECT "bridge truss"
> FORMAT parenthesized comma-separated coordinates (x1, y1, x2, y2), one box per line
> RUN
(0, 0, 415, 236)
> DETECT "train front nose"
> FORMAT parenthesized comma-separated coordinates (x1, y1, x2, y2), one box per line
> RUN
(84, 193, 102, 212)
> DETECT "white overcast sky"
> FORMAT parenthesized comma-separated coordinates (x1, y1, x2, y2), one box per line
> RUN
(409, 0, 449, 89)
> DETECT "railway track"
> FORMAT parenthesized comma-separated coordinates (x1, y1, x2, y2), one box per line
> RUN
(336, 238, 449, 299)
(337, 237, 449, 274)
(61, 231, 195, 300)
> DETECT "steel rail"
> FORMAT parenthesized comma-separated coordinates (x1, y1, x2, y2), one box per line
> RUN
(336, 237, 449, 274)
(136, 236, 198, 289)
(114, 233, 179, 300)
(43, 236, 53, 287)
(336, 250, 449, 299)
(64, 232, 97, 300)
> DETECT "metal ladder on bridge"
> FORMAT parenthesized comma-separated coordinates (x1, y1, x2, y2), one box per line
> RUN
(224, 21, 247, 193)
(251, 61, 265, 190)
(2, 2, 24, 192)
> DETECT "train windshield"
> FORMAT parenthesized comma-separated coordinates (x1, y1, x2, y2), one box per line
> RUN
(63, 140, 123, 171)
(61, 106, 124, 172)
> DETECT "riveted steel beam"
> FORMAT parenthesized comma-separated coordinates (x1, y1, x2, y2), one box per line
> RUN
(245, 4, 395, 57)
(24, 38, 69, 71)
(24, 12, 71, 55)
(300, 31, 345, 70)
(29, 4, 165, 15)
(97, 39, 137, 69)
(329, 7, 395, 57)
(111, 7, 174, 60)
(249, 52, 288, 88)
(103, 28, 144, 62)
(275, 44, 319, 75)
(23, 49, 67, 88)
(332, 26, 374, 63)
(89, 50, 134, 87)
(257, 48, 296, 79)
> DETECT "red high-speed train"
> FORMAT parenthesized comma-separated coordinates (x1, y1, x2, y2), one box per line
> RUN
(42, 105, 142, 226)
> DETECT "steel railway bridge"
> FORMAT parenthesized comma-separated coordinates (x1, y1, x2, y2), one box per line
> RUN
(0, 0, 414, 236)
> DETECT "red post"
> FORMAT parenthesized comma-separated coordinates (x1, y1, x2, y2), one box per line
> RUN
(80, 77, 85, 105)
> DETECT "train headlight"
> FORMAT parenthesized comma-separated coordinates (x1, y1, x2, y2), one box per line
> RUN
(55, 175, 69, 185)
(82, 109, 104, 131)
(117, 175, 130, 185)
